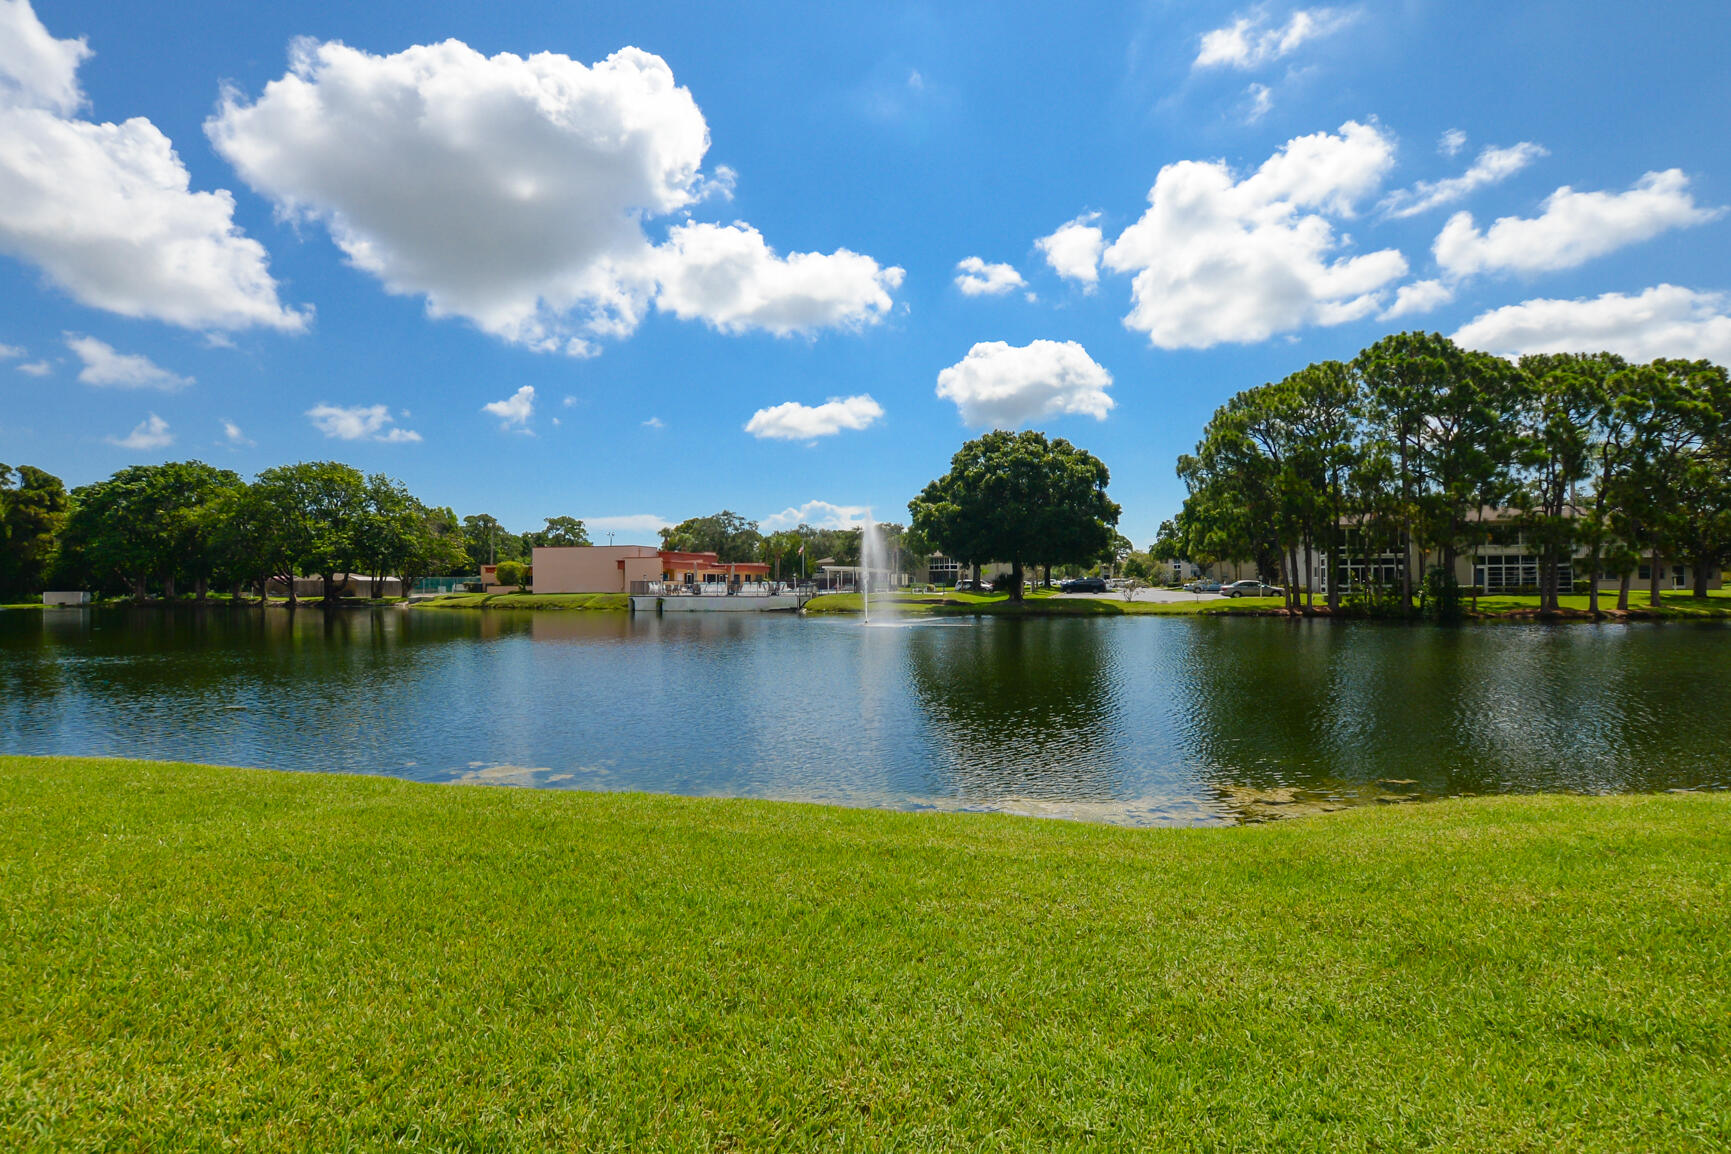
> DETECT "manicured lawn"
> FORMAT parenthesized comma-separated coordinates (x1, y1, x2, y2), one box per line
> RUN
(806, 591, 1284, 617)
(808, 588, 1731, 621)
(412, 591, 629, 610)
(1469, 589, 1731, 619)
(2, 755, 1726, 1150)
(808, 591, 1127, 616)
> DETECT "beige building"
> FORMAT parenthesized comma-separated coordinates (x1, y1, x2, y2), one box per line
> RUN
(530, 546, 773, 594)
(530, 545, 665, 594)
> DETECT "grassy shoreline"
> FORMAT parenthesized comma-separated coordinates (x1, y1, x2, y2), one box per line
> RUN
(14, 588, 1728, 620)
(2, 753, 1726, 1149)
(410, 591, 629, 611)
(805, 588, 1731, 620)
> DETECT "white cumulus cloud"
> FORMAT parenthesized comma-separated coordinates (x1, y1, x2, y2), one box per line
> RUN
(0, 0, 87, 116)
(16, 359, 49, 376)
(1454, 284, 1731, 365)
(208, 37, 899, 353)
(1102, 120, 1406, 349)
(0, 1, 306, 333)
(0, 341, 21, 358)
(483, 384, 535, 430)
(1435, 169, 1721, 278)
(1036, 213, 1105, 289)
(221, 419, 254, 447)
(306, 403, 421, 443)
(761, 500, 871, 531)
(1380, 141, 1547, 219)
(107, 412, 172, 451)
(1194, 7, 1355, 70)
(653, 222, 902, 335)
(745, 394, 883, 441)
(953, 256, 1025, 297)
(1380, 278, 1455, 321)
(935, 339, 1114, 428)
(66, 334, 191, 390)
(1438, 129, 1468, 158)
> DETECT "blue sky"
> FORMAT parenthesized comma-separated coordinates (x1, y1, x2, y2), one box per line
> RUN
(3, 1, 1729, 546)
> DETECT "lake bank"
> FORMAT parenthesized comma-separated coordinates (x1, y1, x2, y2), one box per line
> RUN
(13, 587, 1729, 620)
(805, 588, 1731, 620)
(2, 753, 1724, 1150)
(411, 591, 629, 610)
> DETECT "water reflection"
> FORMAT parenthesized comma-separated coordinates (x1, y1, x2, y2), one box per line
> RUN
(1, 607, 1727, 825)
(1170, 618, 1731, 800)
(905, 619, 1127, 802)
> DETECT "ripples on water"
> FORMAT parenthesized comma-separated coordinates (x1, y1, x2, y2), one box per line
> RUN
(2, 608, 1727, 825)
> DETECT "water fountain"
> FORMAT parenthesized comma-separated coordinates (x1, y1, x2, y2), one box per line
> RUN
(859, 516, 894, 626)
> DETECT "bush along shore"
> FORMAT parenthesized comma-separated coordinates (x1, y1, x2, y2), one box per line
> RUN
(2, 754, 1726, 1150)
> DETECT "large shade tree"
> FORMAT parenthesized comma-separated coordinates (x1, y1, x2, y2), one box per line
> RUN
(909, 430, 1119, 601)
(660, 511, 763, 562)
(59, 462, 242, 598)
(0, 463, 68, 599)
(247, 462, 369, 605)
(530, 516, 592, 547)
(461, 514, 527, 572)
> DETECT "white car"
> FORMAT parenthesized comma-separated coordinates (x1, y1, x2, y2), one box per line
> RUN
(1221, 580, 1283, 598)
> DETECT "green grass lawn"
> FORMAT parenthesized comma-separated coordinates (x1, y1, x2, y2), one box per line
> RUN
(1468, 589, 1731, 618)
(808, 587, 1731, 621)
(806, 591, 1287, 617)
(2, 755, 1725, 1150)
(412, 591, 629, 610)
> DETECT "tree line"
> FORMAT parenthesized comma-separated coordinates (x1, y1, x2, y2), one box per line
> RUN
(1158, 331, 1731, 616)
(0, 459, 597, 604)
(657, 511, 928, 583)
(652, 433, 1131, 602)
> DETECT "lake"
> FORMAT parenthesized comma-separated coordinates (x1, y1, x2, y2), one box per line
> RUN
(2, 607, 1727, 824)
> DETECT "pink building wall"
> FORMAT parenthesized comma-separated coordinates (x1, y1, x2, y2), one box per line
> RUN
(531, 545, 663, 593)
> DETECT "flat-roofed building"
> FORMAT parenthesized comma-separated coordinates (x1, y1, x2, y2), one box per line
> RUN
(1196, 507, 1725, 595)
(530, 546, 771, 593)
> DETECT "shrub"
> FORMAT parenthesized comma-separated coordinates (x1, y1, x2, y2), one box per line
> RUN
(494, 560, 526, 590)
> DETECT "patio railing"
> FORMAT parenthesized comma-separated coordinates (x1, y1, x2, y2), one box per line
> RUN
(629, 581, 805, 597)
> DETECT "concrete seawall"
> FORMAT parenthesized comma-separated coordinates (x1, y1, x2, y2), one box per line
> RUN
(631, 594, 802, 613)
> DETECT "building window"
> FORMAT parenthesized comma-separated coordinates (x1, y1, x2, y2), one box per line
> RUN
(1326, 552, 1402, 589)
(1473, 554, 1570, 593)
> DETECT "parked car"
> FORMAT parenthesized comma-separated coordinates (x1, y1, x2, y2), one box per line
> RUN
(1059, 576, 1108, 593)
(1185, 579, 1223, 593)
(954, 579, 989, 592)
(1222, 579, 1283, 598)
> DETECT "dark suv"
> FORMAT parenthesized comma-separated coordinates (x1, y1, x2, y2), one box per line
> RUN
(1060, 577, 1108, 593)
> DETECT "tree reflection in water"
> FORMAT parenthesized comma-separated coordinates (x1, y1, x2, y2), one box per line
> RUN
(1173, 617, 1731, 799)
(904, 619, 1130, 805)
